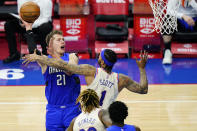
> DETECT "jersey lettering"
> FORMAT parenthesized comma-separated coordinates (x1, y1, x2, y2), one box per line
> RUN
(49, 67, 64, 74)
(78, 118, 96, 127)
(99, 79, 114, 88)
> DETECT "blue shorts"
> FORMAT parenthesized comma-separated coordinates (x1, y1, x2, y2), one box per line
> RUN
(46, 104, 81, 131)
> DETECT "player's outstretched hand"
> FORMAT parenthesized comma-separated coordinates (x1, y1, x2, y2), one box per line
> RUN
(22, 49, 39, 66)
(135, 50, 148, 69)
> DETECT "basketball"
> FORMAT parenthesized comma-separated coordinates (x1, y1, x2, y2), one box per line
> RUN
(20, 1, 40, 23)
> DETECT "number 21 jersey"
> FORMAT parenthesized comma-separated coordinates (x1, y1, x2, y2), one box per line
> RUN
(43, 53, 81, 105)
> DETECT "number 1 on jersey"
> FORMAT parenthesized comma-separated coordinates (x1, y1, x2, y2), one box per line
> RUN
(99, 90, 106, 106)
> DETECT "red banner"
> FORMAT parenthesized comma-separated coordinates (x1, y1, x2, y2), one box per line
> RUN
(133, 15, 161, 51)
(95, 41, 129, 54)
(172, 42, 197, 55)
(60, 16, 87, 40)
(65, 39, 88, 52)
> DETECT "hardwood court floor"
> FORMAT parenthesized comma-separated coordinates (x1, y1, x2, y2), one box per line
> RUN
(0, 84, 197, 131)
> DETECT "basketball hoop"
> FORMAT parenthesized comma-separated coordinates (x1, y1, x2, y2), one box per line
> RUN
(149, 0, 180, 35)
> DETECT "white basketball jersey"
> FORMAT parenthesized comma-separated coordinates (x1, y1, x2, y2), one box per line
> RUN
(87, 68, 119, 109)
(73, 108, 105, 131)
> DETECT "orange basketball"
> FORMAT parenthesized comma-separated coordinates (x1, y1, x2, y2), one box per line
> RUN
(20, 1, 40, 23)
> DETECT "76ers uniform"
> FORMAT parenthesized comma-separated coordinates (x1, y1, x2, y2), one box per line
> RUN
(73, 108, 105, 131)
(43, 53, 81, 130)
(87, 68, 119, 109)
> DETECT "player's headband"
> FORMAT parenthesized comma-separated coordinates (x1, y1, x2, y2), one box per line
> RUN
(101, 49, 114, 66)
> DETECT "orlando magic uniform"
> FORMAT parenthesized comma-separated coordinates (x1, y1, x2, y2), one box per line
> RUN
(87, 68, 119, 109)
(43, 53, 81, 130)
(73, 108, 105, 131)
(106, 125, 137, 131)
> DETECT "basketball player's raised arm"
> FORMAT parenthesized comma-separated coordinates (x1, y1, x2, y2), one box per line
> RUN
(37, 55, 48, 74)
(22, 50, 48, 74)
(118, 51, 148, 94)
(23, 53, 96, 76)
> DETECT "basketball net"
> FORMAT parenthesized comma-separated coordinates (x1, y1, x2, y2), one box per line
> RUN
(149, 0, 180, 34)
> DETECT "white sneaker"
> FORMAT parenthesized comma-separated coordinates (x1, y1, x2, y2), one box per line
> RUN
(162, 49, 172, 64)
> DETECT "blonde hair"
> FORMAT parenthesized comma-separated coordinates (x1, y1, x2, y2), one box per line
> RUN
(76, 89, 100, 113)
(45, 30, 63, 47)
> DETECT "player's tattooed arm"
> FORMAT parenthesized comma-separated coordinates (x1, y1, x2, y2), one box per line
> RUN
(37, 55, 48, 74)
(118, 73, 148, 94)
(22, 50, 47, 74)
(36, 56, 96, 76)
(23, 52, 96, 76)
(63, 53, 79, 76)
(118, 51, 148, 94)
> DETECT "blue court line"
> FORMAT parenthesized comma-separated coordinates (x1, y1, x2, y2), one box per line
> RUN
(0, 58, 197, 85)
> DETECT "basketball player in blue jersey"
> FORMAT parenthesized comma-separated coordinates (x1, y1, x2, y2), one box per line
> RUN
(23, 48, 148, 110)
(24, 29, 81, 130)
(44, 30, 81, 131)
(107, 101, 141, 131)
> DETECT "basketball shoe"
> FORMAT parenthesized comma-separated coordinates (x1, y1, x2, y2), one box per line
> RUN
(162, 49, 172, 64)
